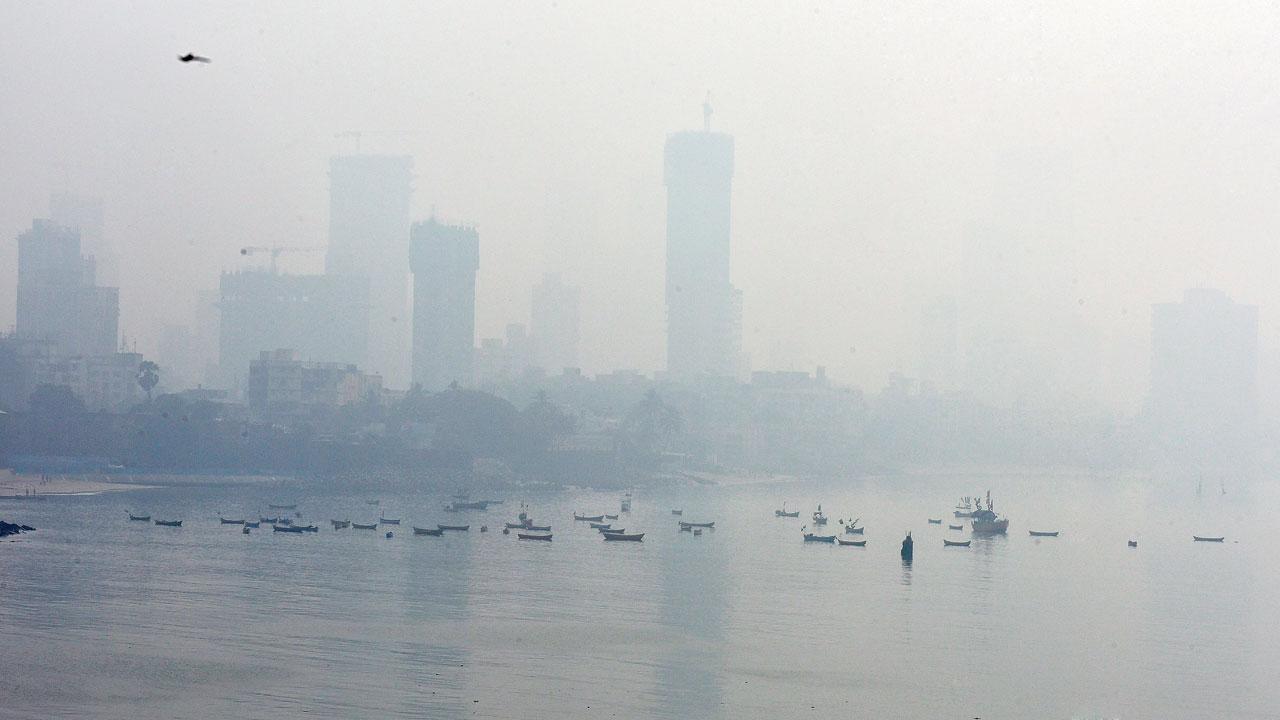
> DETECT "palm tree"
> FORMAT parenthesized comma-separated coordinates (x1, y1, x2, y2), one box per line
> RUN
(137, 361, 160, 402)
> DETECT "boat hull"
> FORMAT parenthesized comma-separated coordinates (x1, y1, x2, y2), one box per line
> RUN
(803, 534, 836, 543)
(1193, 536, 1225, 542)
(154, 520, 182, 527)
(944, 539, 971, 547)
(437, 525, 470, 532)
(603, 533, 644, 542)
(1029, 531, 1059, 537)
(413, 527, 444, 536)
(573, 515, 605, 522)
(971, 519, 1009, 535)
(678, 521, 714, 529)
(837, 539, 866, 546)
(517, 533, 552, 541)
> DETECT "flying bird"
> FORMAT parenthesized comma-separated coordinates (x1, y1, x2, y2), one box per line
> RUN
(178, 53, 211, 63)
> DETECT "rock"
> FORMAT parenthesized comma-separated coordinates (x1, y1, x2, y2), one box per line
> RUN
(0, 520, 35, 537)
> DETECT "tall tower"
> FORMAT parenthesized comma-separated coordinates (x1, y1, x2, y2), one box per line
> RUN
(410, 218, 480, 391)
(16, 219, 118, 356)
(327, 155, 413, 387)
(664, 99, 737, 378)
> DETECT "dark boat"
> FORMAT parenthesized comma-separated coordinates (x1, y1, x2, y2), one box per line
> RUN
(837, 538, 867, 547)
(574, 514, 605, 522)
(526, 524, 551, 532)
(243, 521, 260, 528)
(437, 524, 470, 532)
(385, 531, 393, 539)
(605, 514, 619, 520)
(678, 521, 714, 529)
(803, 533, 836, 543)
(518, 532, 552, 541)
(679, 525, 692, 532)
(413, 526, 444, 536)
(273, 524, 306, 533)
(242, 526, 251, 534)
(812, 505, 828, 525)
(447, 500, 492, 511)
(775, 503, 800, 518)
(944, 539, 971, 547)
(154, 519, 182, 527)
(128, 513, 150, 521)
(505, 521, 532, 529)
(276, 518, 293, 526)
(219, 517, 244, 525)
(927, 518, 942, 524)
(268, 504, 297, 510)
(379, 518, 401, 525)
(260, 517, 279, 524)
(598, 526, 624, 534)
(603, 532, 644, 542)
(589, 522, 612, 530)
(1029, 530, 1059, 537)
(1193, 536, 1225, 542)
(331, 519, 351, 529)
(844, 526, 864, 535)
(1128, 540, 1138, 547)
(299, 525, 318, 532)
(352, 522, 378, 530)
(671, 509, 683, 516)
(948, 524, 963, 530)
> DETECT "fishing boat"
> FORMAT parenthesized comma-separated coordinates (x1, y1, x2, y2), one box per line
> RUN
(970, 491, 1009, 535)
(276, 518, 293, 526)
(268, 503, 297, 510)
(837, 538, 867, 547)
(219, 517, 244, 525)
(446, 500, 492, 512)
(927, 518, 942, 524)
(1029, 530, 1059, 537)
(803, 533, 836, 543)
(331, 519, 351, 529)
(243, 521, 260, 528)
(242, 526, 250, 534)
(438, 524, 470, 532)
(679, 525, 692, 532)
(605, 514, 619, 520)
(620, 498, 632, 513)
(352, 522, 378, 530)
(692, 528, 703, 536)
(413, 526, 444, 536)
(775, 503, 800, 518)
(954, 496, 976, 517)
(574, 513, 605, 522)
(844, 525, 864, 535)
(527, 524, 552, 532)
(671, 509, 683, 516)
(812, 505, 828, 525)
(944, 539, 971, 547)
(517, 532, 552, 541)
(678, 521, 714, 529)
(299, 524, 318, 532)
(259, 517, 279, 524)
(380, 517, 400, 525)
(597, 526, 623, 534)
(1128, 540, 1138, 548)
(273, 524, 306, 533)
(589, 522, 612, 530)
(604, 532, 644, 542)
(505, 521, 532, 530)
(366, 499, 380, 505)
(1193, 535, 1225, 542)
(154, 519, 182, 527)
(948, 524, 963, 530)
(128, 513, 150, 521)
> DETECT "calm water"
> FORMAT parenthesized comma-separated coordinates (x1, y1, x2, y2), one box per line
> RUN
(1, 470, 1275, 719)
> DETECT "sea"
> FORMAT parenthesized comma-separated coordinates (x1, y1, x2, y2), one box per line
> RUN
(1, 469, 1275, 719)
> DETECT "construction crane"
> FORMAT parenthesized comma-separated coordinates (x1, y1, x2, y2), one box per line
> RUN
(238, 246, 322, 274)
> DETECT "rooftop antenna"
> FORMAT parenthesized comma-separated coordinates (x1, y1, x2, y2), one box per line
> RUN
(702, 91, 713, 132)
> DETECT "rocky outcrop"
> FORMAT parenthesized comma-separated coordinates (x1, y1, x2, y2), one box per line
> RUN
(0, 520, 35, 537)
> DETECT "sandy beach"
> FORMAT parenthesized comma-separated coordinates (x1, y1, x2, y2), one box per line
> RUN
(0, 470, 154, 498)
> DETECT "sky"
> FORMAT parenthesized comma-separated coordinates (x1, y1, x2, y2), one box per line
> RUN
(3, 1, 1280, 411)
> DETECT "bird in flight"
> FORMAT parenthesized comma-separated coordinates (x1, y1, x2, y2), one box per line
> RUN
(178, 53, 211, 63)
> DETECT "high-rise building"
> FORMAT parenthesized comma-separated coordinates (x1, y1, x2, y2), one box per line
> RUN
(1149, 288, 1259, 455)
(15, 219, 118, 357)
(327, 155, 413, 388)
(664, 105, 739, 379)
(49, 192, 117, 286)
(531, 273, 580, 373)
(217, 270, 369, 392)
(410, 218, 479, 391)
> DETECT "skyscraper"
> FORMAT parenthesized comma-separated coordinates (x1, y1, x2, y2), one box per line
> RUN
(327, 155, 413, 387)
(49, 192, 116, 286)
(664, 103, 739, 378)
(410, 218, 479, 391)
(531, 273, 580, 373)
(15, 219, 118, 357)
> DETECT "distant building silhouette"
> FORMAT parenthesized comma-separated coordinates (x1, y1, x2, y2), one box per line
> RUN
(410, 218, 479, 391)
(16, 219, 118, 357)
(476, 323, 537, 388)
(327, 155, 413, 388)
(531, 273, 580, 373)
(664, 118, 740, 379)
(248, 349, 382, 420)
(49, 192, 117, 286)
(1149, 288, 1258, 456)
(217, 269, 369, 391)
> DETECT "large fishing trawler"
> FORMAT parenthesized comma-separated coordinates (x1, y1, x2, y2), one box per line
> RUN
(970, 491, 1009, 535)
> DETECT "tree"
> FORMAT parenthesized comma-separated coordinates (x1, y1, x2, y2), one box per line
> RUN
(137, 361, 160, 401)
(620, 389, 682, 462)
(29, 383, 86, 417)
(516, 390, 577, 458)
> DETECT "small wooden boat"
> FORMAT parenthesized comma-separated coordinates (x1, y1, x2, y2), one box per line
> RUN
(927, 518, 942, 524)
(219, 517, 244, 525)
(775, 509, 801, 518)
(679, 525, 692, 532)
(380, 518, 401, 525)
(1127, 540, 1138, 547)
(1029, 530, 1059, 537)
(518, 532, 552, 541)
(268, 503, 297, 510)
(437, 524, 470, 532)
(242, 526, 251, 534)
(413, 526, 444, 536)
(385, 531, 393, 539)
(505, 521, 531, 529)
(692, 528, 703, 536)
(948, 524, 963, 530)
(598, 526, 624, 534)
(276, 518, 293, 526)
(259, 517, 278, 524)
(671, 509, 683, 516)
(366, 499, 380, 505)
(299, 525, 318, 532)
(589, 522, 612, 529)
(844, 526, 864, 535)
(273, 524, 305, 533)
(128, 513, 150, 521)
(331, 519, 351, 529)
(352, 522, 378, 530)
(837, 538, 867, 547)
(604, 532, 644, 542)
(605, 514, 619, 520)
(803, 533, 836, 543)
(679, 521, 714, 529)
(1193, 535, 1225, 542)
(573, 514, 605, 522)
(243, 521, 260, 528)
(527, 524, 551, 532)
(154, 519, 182, 527)
(944, 539, 971, 547)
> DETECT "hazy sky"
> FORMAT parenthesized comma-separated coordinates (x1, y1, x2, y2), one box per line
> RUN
(3, 1, 1280, 410)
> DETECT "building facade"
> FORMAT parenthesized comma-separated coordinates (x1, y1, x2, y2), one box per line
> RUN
(16, 219, 119, 357)
(247, 349, 383, 419)
(410, 218, 479, 391)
